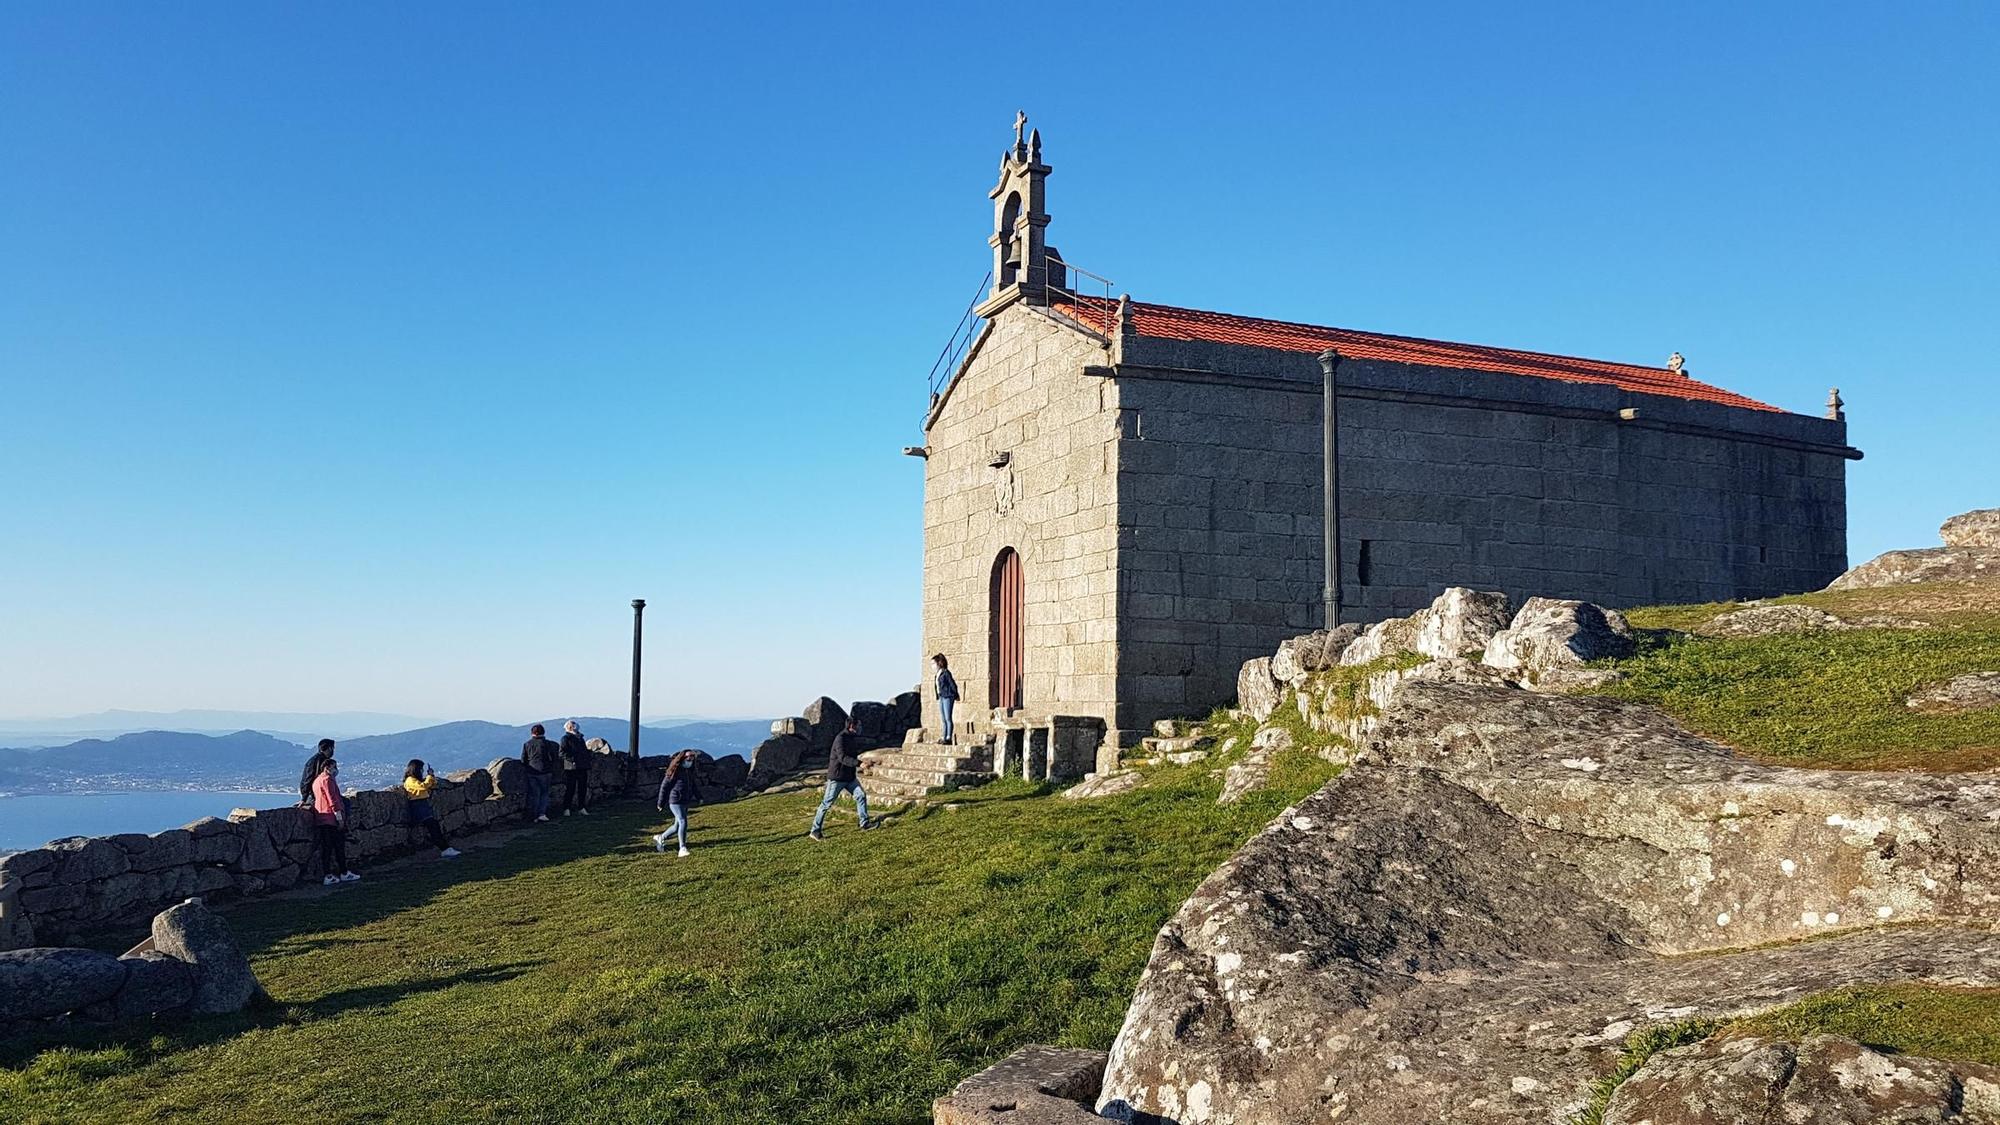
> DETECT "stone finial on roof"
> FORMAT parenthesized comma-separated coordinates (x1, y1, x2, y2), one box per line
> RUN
(1826, 387, 1845, 422)
(1666, 352, 1686, 375)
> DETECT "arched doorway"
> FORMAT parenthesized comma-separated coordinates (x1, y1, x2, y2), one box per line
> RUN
(989, 547, 1024, 712)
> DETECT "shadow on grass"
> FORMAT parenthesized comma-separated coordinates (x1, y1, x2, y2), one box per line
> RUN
(54, 799, 685, 961)
(0, 960, 543, 1067)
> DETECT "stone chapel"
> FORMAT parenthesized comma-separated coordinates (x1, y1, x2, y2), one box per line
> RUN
(914, 117, 1857, 751)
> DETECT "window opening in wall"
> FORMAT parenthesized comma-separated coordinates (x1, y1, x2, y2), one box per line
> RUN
(1759, 545, 1768, 565)
(1358, 539, 1374, 586)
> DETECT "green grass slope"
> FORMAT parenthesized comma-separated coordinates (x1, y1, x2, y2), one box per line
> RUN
(1602, 582, 2000, 770)
(1, 751, 1337, 1125)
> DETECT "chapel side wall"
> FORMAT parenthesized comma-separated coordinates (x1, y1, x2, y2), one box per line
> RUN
(920, 308, 1123, 743)
(1110, 340, 1852, 734)
(1110, 377, 1324, 739)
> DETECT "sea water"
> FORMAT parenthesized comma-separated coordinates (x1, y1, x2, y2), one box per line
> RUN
(0, 791, 294, 853)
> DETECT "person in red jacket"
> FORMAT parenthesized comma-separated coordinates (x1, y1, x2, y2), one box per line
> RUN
(312, 760, 360, 886)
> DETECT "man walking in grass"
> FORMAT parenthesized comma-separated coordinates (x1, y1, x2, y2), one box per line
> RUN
(809, 717, 873, 842)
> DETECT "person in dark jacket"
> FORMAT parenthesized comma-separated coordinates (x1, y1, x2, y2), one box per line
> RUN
(558, 720, 591, 817)
(933, 653, 960, 745)
(809, 718, 874, 842)
(298, 739, 336, 806)
(652, 749, 703, 857)
(521, 724, 559, 823)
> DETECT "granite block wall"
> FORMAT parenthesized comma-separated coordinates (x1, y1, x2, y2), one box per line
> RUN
(1107, 335, 1854, 736)
(920, 305, 1127, 742)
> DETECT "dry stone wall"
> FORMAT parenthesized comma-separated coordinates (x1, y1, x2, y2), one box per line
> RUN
(0, 746, 702, 947)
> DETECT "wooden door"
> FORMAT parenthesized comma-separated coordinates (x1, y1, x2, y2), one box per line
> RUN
(990, 548, 1024, 711)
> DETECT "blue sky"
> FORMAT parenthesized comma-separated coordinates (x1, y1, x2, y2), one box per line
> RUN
(2, 3, 1995, 722)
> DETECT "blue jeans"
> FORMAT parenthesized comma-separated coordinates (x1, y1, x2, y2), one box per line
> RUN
(660, 802, 688, 846)
(812, 779, 870, 833)
(939, 697, 955, 743)
(525, 772, 551, 819)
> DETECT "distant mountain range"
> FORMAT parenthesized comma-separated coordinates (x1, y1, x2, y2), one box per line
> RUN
(0, 709, 441, 747)
(0, 716, 771, 796)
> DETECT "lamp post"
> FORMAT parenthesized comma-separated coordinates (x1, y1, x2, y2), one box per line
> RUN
(1318, 349, 1342, 629)
(628, 599, 645, 764)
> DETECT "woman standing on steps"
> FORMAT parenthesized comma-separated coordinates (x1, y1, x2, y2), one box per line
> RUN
(312, 759, 360, 886)
(403, 759, 461, 858)
(934, 653, 959, 745)
(653, 749, 702, 857)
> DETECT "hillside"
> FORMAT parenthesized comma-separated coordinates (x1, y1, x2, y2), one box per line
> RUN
(6, 581, 2000, 1123)
(0, 756, 1339, 1123)
(0, 718, 771, 796)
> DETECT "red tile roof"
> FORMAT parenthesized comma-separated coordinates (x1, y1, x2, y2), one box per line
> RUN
(1052, 295, 1783, 413)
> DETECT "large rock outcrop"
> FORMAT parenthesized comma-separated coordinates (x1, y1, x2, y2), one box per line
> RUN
(1603, 1034, 2000, 1124)
(1832, 507, 2000, 590)
(1236, 658, 1283, 723)
(1481, 595, 1635, 683)
(1831, 546, 2000, 590)
(1097, 683, 2000, 1125)
(1942, 508, 2000, 549)
(1340, 587, 1511, 667)
(151, 898, 261, 1014)
(1907, 672, 2000, 715)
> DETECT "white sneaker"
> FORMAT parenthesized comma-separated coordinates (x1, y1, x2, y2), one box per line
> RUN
(579, 808, 591, 816)
(322, 875, 339, 887)
(677, 847, 690, 858)
(563, 809, 571, 817)
(340, 871, 361, 883)
(440, 847, 461, 858)
(653, 833, 668, 853)
(535, 815, 549, 823)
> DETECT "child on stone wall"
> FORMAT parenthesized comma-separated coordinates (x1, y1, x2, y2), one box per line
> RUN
(312, 760, 360, 886)
(403, 760, 461, 859)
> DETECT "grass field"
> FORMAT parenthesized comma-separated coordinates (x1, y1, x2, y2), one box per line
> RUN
(1603, 583, 2000, 770)
(8, 585, 2000, 1124)
(0, 751, 1338, 1125)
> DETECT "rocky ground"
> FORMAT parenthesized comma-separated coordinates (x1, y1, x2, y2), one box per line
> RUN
(1095, 683, 2000, 1123)
(945, 508, 2000, 1125)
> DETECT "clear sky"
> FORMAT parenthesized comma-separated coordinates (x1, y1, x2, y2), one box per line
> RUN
(3, 3, 1995, 723)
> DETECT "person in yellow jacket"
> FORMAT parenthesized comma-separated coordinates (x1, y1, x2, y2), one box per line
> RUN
(403, 760, 461, 858)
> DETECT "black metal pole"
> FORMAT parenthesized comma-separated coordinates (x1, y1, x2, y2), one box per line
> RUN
(1318, 349, 1342, 629)
(628, 599, 645, 763)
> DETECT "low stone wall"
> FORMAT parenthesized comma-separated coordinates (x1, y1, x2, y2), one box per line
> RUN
(0, 747, 741, 948)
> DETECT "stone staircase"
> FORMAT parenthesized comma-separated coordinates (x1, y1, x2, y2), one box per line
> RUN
(858, 741, 995, 803)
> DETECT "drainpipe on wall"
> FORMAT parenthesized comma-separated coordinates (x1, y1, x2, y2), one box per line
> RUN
(1319, 349, 1342, 629)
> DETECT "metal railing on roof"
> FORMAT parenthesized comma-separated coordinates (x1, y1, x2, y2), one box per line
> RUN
(922, 258, 1120, 426)
(1043, 255, 1117, 339)
(925, 270, 992, 414)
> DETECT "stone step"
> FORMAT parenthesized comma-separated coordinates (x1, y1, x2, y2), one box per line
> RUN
(861, 765, 992, 790)
(1140, 735, 1205, 754)
(861, 749, 991, 773)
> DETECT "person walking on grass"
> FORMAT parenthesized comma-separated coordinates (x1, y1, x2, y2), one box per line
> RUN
(809, 718, 874, 842)
(559, 720, 592, 817)
(933, 653, 959, 745)
(521, 723, 559, 823)
(311, 759, 360, 886)
(298, 738, 336, 805)
(653, 749, 702, 858)
(403, 759, 461, 858)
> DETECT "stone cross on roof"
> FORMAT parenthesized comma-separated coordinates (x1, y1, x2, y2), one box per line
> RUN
(1014, 110, 1027, 147)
